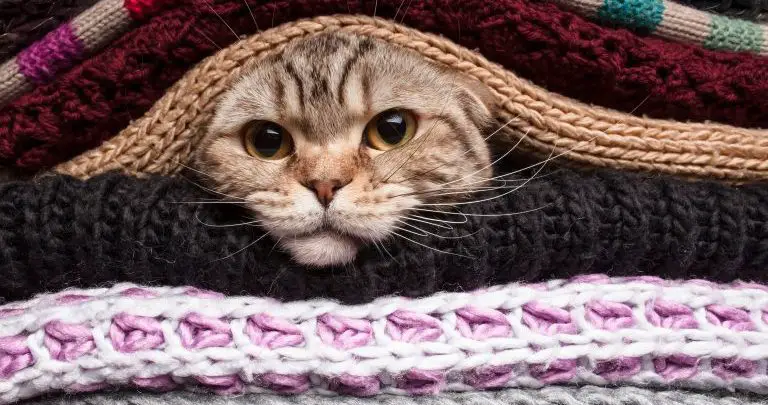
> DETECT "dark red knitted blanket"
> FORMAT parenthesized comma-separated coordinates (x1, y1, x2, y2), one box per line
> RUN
(1, 0, 766, 172)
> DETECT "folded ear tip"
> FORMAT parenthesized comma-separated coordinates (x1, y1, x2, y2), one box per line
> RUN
(456, 72, 498, 115)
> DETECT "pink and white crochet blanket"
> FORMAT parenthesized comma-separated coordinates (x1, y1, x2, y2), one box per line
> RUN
(0, 275, 767, 404)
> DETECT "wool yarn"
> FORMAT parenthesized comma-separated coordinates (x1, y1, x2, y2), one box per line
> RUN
(55, 15, 768, 183)
(23, 387, 768, 405)
(1, 279, 768, 403)
(0, 0, 99, 63)
(0, 168, 767, 304)
(2, 1, 768, 172)
(552, 0, 768, 54)
(0, 0, 174, 107)
(673, 0, 768, 21)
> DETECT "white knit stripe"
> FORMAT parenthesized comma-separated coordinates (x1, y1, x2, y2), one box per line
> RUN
(762, 28, 768, 53)
(655, 1, 712, 46)
(0, 279, 767, 403)
(72, 0, 133, 51)
(567, 0, 603, 20)
(0, 60, 29, 107)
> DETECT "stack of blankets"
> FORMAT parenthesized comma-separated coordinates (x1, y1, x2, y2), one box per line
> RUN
(0, 0, 767, 404)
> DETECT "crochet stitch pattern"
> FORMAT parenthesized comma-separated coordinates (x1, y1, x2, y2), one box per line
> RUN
(23, 386, 768, 405)
(0, 0, 172, 107)
(55, 15, 768, 182)
(0, 168, 766, 303)
(553, 0, 768, 54)
(2, 0, 768, 172)
(1, 277, 768, 403)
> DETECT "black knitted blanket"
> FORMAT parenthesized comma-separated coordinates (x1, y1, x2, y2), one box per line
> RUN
(1, 169, 766, 304)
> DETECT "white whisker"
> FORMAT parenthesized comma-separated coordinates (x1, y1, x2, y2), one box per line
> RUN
(422, 143, 554, 207)
(393, 225, 427, 237)
(179, 162, 216, 178)
(171, 200, 244, 204)
(195, 27, 222, 50)
(242, 0, 260, 31)
(178, 173, 251, 202)
(195, 212, 262, 228)
(371, 240, 387, 260)
(268, 236, 283, 256)
(412, 204, 551, 217)
(212, 232, 270, 262)
(397, 222, 480, 240)
(392, 231, 474, 259)
(399, 0, 415, 23)
(377, 240, 401, 265)
(203, 0, 240, 41)
(441, 128, 530, 188)
(409, 213, 467, 225)
(393, 0, 407, 20)
(400, 216, 452, 230)
(394, 116, 519, 185)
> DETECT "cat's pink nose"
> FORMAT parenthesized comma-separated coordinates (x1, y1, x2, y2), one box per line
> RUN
(311, 180, 344, 207)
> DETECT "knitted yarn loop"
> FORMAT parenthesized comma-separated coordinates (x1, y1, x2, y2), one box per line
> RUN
(1, 278, 768, 403)
(54, 15, 768, 182)
(3, 0, 768, 171)
(0, 168, 766, 303)
(18, 386, 768, 405)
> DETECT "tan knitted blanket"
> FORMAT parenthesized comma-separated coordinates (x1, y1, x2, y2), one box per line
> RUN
(54, 15, 768, 182)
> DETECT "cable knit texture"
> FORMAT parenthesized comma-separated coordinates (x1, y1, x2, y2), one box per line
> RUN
(1, 279, 768, 403)
(0, 168, 766, 304)
(53, 15, 768, 182)
(0, 0, 98, 62)
(22, 387, 768, 405)
(1, 0, 767, 172)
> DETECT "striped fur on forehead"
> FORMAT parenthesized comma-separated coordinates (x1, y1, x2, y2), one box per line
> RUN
(212, 32, 493, 142)
(270, 34, 374, 140)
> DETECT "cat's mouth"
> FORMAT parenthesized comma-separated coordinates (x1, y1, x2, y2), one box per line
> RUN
(274, 214, 386, 267)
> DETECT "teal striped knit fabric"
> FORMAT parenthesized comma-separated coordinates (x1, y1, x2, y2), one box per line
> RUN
(554, 0, 768, 54)
(597, 0, 665, 30)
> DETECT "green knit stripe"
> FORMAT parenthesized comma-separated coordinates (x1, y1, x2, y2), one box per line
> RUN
(703, 15, 764, 53)
(597, 0, 665, 31)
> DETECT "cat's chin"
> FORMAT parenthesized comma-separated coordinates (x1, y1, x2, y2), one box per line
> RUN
(281, 232, 359, 267)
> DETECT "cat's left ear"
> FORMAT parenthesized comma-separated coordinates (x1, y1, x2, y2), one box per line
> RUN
(453, 73, 498, 124)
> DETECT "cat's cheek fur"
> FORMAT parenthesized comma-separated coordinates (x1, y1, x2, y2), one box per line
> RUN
(251, 186, 324, 236)
(281, 232, 359, 267)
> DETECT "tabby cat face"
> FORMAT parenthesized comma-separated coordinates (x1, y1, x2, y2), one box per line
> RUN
(196, 32, 496, 267)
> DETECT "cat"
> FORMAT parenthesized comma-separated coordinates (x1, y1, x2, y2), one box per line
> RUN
(193, 32, 498, 267)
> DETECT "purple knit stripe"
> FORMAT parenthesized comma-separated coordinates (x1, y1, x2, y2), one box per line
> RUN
(16, 24, 85, 84)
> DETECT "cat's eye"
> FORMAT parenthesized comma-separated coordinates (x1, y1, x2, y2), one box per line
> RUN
(243, 121, 293, 159)
(364, 109, 417, 151)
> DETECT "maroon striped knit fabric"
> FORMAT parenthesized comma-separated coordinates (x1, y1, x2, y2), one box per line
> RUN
(1, 0, 767, 171)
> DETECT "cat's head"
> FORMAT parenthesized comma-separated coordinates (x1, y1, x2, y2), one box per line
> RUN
(195, 32, 497, 267)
